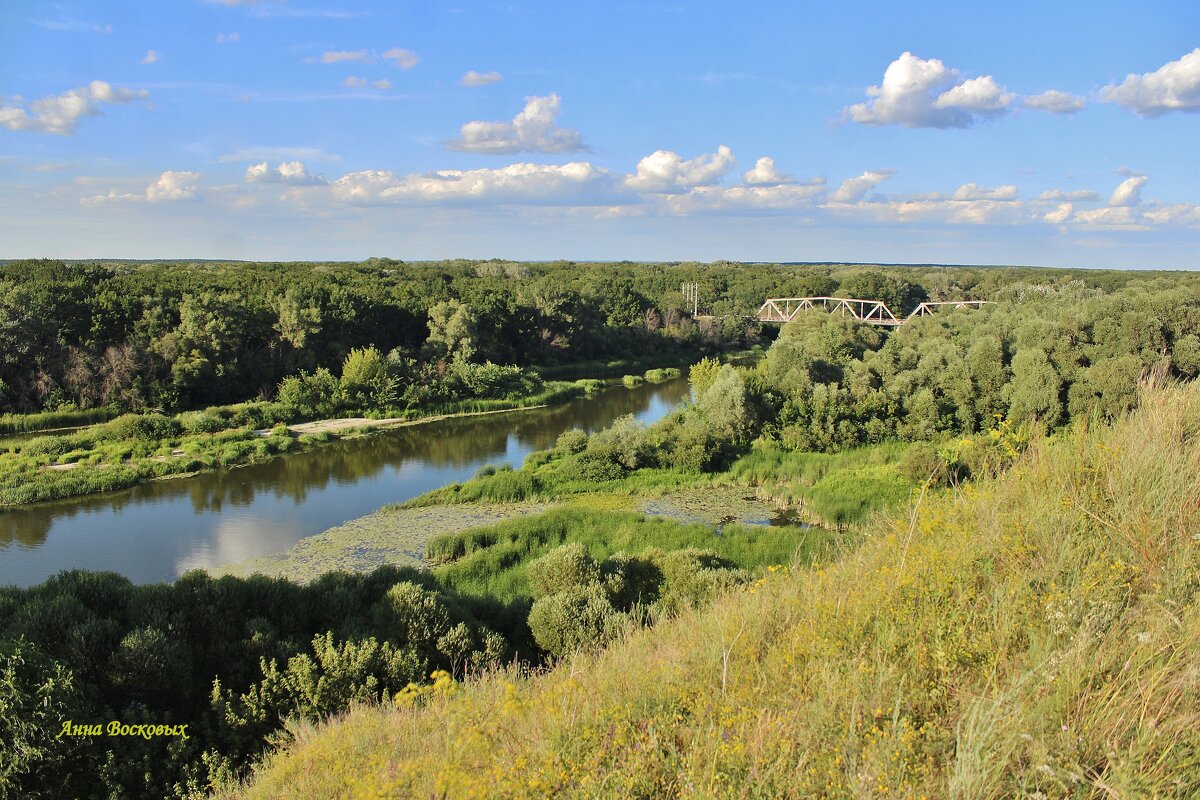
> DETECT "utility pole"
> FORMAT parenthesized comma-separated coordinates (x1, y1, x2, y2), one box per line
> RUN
(681, 282, 699, 316)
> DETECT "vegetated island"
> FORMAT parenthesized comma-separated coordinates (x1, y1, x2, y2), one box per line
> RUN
(3, 259, 1200, 798)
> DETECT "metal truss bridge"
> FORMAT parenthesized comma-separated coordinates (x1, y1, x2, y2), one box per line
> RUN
(758, 297, 989, 327)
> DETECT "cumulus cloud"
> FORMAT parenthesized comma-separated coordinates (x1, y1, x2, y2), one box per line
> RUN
(216, 32, 240, 44)
(318, 50, 370, 64)
(0, 80, 149, 135)
(461, 70, 502, 87)
(664, 180, 826, 214)
(342, 76, 367, 89)
(382, 48, 419, 69)
(934, 76, 1015, 114)
(1038, 189, 1099, 201)
(624, 146, 735, 193)
(829, 170, 894, 203)
(147, 171, 201, 201)
(84, 170, 201, 205)
(845, 52, 1016, 128)
(373, 78, 391, 90)
(1101, 48, 1200, 116)
(741, 157, 793, 186)
(245, 161, 326, 185)
(141, 50, 160, 65)
(330, 162, 612, 205)
(952, 183, 1018, 201)
(1108, 175, 1147, 207)
(447, 94, 586, 154)
(1042, 203, 1073, 224)
(1023, 89, 1085, 114)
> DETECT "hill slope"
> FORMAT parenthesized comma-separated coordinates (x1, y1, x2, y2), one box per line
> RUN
(228, 382, 1200, 799)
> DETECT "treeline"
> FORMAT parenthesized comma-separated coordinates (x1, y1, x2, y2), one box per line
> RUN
(3, 257, 1191, 416)
(428, 277, 1200, 521)
(0, 507, 815, 798)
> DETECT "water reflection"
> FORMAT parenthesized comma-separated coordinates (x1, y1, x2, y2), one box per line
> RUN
(0, 377, 691, 587)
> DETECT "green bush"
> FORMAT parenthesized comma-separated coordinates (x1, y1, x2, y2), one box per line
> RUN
(177, 410, 227, 434)
(527, 544, 601, 599)
(555, 428, 588, 455)
(527, 584, 620, 658)
(99, 413, 182, 442)
(621, 374, 645, 388)
(644, 367, 681, 382)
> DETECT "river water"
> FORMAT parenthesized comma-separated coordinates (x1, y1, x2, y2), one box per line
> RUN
(0, 377, 691, 587)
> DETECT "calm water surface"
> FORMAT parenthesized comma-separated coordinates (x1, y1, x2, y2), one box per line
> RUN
(0, 377, 691, 587)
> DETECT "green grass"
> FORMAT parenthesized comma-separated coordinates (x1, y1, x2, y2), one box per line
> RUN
(0, 406, 120, 435)
(426, 506, 829, 602)
(228, 380, 1200, 800)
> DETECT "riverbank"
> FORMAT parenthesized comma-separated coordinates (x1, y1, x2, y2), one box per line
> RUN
(0, 381, 594, 508)
(210, 484, 805, 584)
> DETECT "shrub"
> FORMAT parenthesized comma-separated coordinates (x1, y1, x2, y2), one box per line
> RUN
(560, 450, 625, 483)
(527, 584, 620, 658)
(100, 413, 182, 442)
(527, 544, 601, 599)
(644, 367, 681, 382)
(555, 428, 588, 455)
(178, 411, 226, 435)
(621, 375, 644, 388)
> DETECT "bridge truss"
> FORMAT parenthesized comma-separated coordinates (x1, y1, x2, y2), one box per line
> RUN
(758, 297, 989, 326)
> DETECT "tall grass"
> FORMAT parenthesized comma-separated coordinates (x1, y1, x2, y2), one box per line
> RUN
(0, 406, 119, 435)
(229, 380, 1200, 800)
(427, 506, 829, 602)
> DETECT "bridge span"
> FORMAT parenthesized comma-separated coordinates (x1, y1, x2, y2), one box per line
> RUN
(758, 297, 988, 326)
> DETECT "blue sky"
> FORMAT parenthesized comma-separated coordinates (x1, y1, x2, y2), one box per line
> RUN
(1, 1, 1198, 267)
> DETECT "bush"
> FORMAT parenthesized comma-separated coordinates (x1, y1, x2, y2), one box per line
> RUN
(177, 411, 226, 435)
(555, 428, 588, 455)
(527, 544, 601, 599)
(527, 584, 620, 658)
(99, 413, 182, 442)
(560, 450, 626, 483)
(622, 375, 644, 388)
(644, 367, 682, 382)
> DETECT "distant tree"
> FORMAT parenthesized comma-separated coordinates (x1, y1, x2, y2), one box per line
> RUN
(426, 300, 479, 362)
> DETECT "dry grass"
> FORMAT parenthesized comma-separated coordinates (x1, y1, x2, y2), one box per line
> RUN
(225, 381, 1200, 799)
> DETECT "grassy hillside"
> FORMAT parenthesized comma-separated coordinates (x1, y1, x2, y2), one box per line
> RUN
(227, 381, 1200, 799)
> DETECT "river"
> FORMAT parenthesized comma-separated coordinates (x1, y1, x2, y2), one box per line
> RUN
(0, 376, 692, 587)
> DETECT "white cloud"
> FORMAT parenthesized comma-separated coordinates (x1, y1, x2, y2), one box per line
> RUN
(83, 170, 201, 205)
(219, 146, 340, 163)
(934, 76, 1015, 114)
(216, 32, 240, 44)
(1108, 175, 1147, 207)
(461, 70, 502, 87)
(1043, 203, 1073, 224)
(952, 183, 1018, 201)
(331, 162, 612, 205)
(318, 50, 370, 64)
(624, 145, 735, 193)
(1101, 48, 1200, 117)
(1072, 206, 1145, 228)
(1143, 204, 1200, 226)
(382, 48, 419, 69)
(447, 93, 586, 154)
(0, 80, 149, 135)
(147, 171, 201, 201)
(373, 78, 391, 90)
(1023, 90, 1085, 114)
(141, 50, 160, 65)
(664, 180, 826, 214)
(1038, 189, 1099, 201)
(343, 76, 367, 89)
(742, 157, 793, 186)
(245, 161, 326, 185)
(829, 170, 894, 203)
(845, 52, 1015, 128)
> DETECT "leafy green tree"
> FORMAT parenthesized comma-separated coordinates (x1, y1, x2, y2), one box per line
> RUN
(340, 346, 398, 409)
(426, 300, 479, 362)
(1008, 349, 1064, 426)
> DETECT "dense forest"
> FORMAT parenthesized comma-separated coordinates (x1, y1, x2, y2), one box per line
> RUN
(3, 260, 1200, 797)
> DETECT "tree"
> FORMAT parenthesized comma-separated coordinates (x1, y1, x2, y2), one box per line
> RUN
(340, 346, 398, 409)
(426, 300, 479, 362)
(1007, 348, 1063, 426)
